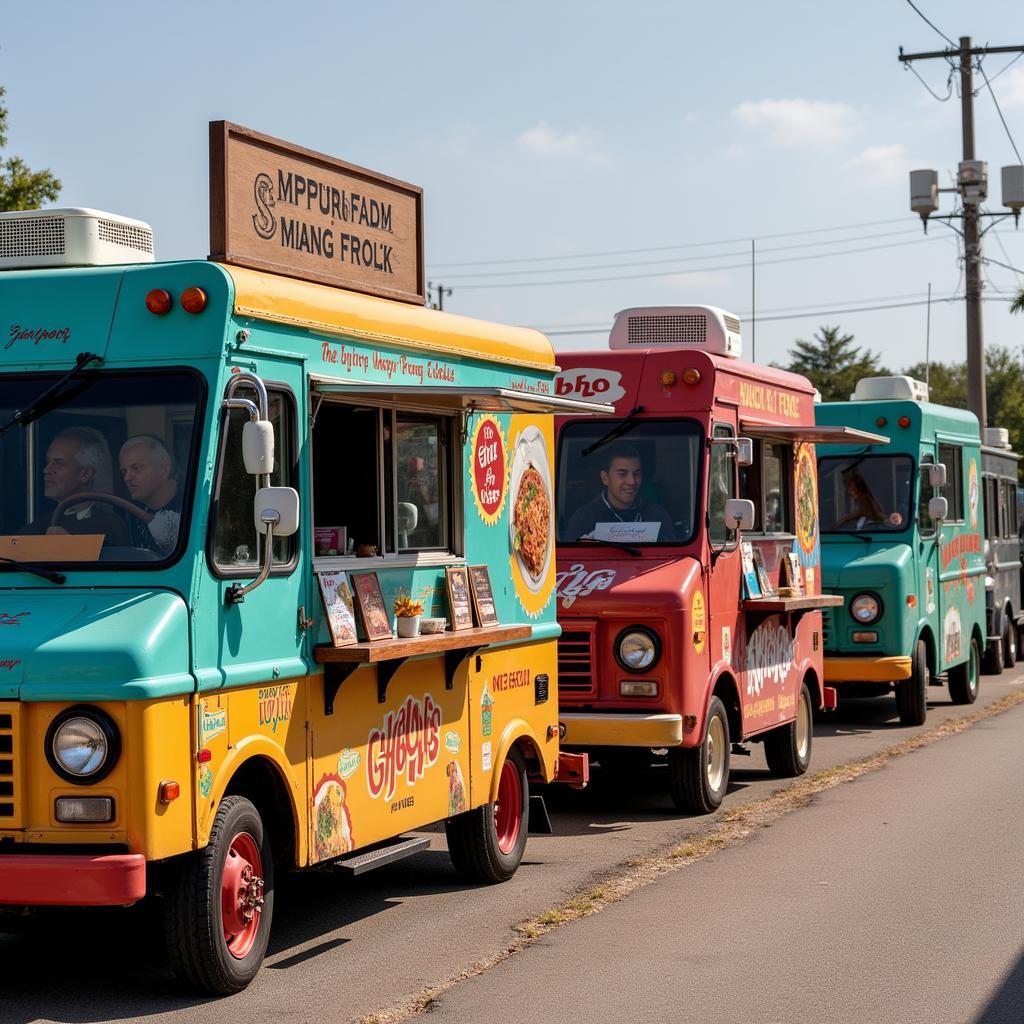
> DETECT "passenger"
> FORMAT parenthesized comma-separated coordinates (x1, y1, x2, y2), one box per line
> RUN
(119, 435, 182, 554)
(567, 442, 676, 541)
(836, 469, 891, 527)
(21, 426, 128, 545)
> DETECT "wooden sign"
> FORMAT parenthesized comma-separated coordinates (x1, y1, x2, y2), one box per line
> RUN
(445, 566, 474, 631)
(317, 571, 358, 647)
(209, 121, 425, 304)
(469, 564, 499, 627)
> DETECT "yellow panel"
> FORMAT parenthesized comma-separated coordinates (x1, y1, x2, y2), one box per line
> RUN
(223, 264, 556, 372)
(559, 712, 684, 748)
(823, 656, 913, 682)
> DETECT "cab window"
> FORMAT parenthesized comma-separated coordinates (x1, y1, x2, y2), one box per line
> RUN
(739, 440, 791, 534)
(938, 443, 964, 521)
(919, 455, 936, 537)
(708, 423, 736, 547)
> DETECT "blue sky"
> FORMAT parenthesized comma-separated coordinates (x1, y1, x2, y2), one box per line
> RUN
(4, 0, 1024, 374)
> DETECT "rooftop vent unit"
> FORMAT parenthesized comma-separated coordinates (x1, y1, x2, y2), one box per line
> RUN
(984, 426, 1012, 449)
(609, 305, 742, 358)
(851, 375, 930, 403)
(0, 208, 154, 271)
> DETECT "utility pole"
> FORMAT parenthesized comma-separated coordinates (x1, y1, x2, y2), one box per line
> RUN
(899, 36, 1024, 428)
(427, 281, 452, 311)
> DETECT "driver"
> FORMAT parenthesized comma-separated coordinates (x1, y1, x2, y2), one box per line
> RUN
(836, 469, 901, 527)
(119, 435, 182, 554)
(21, 426, 128, 544)
(566, 442, 676, 541)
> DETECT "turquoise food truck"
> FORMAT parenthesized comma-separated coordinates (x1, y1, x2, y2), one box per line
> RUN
(816, 376, 986, 725)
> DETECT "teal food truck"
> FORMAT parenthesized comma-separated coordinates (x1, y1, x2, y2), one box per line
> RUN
(816, 376, 986, 725)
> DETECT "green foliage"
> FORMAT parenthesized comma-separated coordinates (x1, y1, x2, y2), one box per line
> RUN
(1010, 289, 1024, 315)
(900, 360, 966, 409)
(774, 325, 889, 402)
(0, 85, 61, 211)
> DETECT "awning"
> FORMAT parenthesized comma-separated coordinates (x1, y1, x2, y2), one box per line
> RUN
(310, 379, 615, 416)
(739, 422, 890, 445)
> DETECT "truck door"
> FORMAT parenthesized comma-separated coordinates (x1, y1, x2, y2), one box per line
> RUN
(707, 420, 740, 694)
(917, 446, 940, 657)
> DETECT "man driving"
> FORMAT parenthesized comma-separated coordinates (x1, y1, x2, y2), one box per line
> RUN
(119, 435, 182, 554)
(21, 426, 128, 544)
(566, 442, 676, 541)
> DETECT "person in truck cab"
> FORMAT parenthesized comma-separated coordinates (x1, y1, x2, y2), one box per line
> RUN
(566, 441, 676, 541)
(836, 468, 900, 528)
(119, 435, 182, 554)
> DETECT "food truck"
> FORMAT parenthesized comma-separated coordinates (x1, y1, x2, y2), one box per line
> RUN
(0, 125, 598, 994)
(816, 376, 987, 724)
(552, 306, 878, 814)
(979, 427, 1023, 674)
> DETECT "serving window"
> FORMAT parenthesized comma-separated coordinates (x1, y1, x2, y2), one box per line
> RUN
(739, 440, 792, 535)
(312, 399, 458, 560)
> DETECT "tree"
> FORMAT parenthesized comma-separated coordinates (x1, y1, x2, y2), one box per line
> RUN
(1010, 289, 1024, 315)
(775, 325, 889, 402)
(900, 360, 966, 409)
(0, 85, 60, 211)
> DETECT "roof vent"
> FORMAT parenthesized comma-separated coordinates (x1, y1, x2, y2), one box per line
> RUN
(609, 305, 742, 358)
(984, 426, 1012, 449)
(0, 208, 154, 270)
(851, 375, 929, 403)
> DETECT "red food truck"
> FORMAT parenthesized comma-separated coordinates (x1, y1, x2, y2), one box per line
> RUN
(553, 306, 882, 813)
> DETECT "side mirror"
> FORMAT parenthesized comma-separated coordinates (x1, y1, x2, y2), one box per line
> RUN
(243, 420, 276, 475)
(254, 486, 300, 536)
(725, 498, 755, 531)
(928, 463, 946, 489)
(929, 495, 948, 523)
(736, 437, 754, 467)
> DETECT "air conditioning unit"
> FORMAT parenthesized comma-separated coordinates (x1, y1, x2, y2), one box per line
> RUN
(851, 375, 929, 403)
(984, 426, 1012, 449)
(0, 208, 154, 270)
(609, 305, 742, 358)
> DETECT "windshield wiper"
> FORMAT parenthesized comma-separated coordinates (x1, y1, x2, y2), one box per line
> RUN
(0, 556, 66, 584)
(581, 405, 644, 457)
(0, 352, 102, 439)
(572, 536, 642, 557)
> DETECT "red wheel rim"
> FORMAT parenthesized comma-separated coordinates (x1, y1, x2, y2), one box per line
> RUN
(494, 758, 522, 855)
(221, 831, 264, 960)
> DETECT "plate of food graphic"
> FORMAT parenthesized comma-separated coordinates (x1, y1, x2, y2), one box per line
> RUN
(508, 426, 554, 594)
(312, 773, 354, 862)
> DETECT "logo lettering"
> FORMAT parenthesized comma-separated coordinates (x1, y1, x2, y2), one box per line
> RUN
(367, 694, 442, 801)
(555, 563, 617, 608)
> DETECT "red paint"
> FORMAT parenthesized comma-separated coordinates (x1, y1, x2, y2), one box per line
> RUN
(0, 853, 146, 906)
(494, 756, 523, 854)
(221, 830, 264, 959)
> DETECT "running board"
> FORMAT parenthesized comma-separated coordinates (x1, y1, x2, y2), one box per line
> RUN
(528, 794, 553, 834)
(334, 836, 431, 875)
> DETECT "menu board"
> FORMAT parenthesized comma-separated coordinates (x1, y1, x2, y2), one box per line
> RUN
(317, 571, 358, 647)
(469, 564, 499, 627)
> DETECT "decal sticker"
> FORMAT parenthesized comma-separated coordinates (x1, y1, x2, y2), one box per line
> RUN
(926, 567, 936, 614)
(481, 741, 492, 772)
(794, 444, 819, 567)
(555, 563, 617, 609)
(508, 417, 555, 617)
(198, 765, 213, 799)
(0, 611, 29, 626)
(691, 591, 706, 654)
(744, 620, 794, 697)
(444, 730, 462, 755)
(968, 459, 979, 530)
(447, 761, 468, 816)
(338, 748, 361, 780)
(941, 532, 981, 569)
(469, 415, 508, 525)
(258, 684, 293, 734)
(481, 682, 494, 738)
(721, 627, 732, 664)
(313, 773, 355, 860)
(554, 367, 626, 404)
(198, 705, 227, 746)
(944, 607, 963, 663)
(366, 694, 442, 801)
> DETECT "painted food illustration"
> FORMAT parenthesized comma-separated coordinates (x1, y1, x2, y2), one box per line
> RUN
(513, 466, 550, 579)
(313, 774, 354, 861)
(447, 760, 468, 816)
(795, 447, 818, 555)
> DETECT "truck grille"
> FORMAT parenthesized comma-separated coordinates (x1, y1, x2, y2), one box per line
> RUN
(0, 704, 21, 825)
(558, 623, 597, 697)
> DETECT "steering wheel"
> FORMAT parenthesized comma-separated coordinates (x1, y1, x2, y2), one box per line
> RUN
(49, 491, 152, 528)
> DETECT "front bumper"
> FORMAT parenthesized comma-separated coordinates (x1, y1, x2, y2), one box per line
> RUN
(824, 656, 913, 683)
(559, 712, 683, 748)
(0, 853, 146, 907)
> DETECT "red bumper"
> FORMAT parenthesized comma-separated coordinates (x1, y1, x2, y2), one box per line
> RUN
(0, 853, 147, 907)
(554, 751, 590, 789)
(823, 686, 838, 710)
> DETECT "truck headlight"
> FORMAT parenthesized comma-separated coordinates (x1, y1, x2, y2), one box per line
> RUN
(850, 593, 882, 626)
(615, 627, 660, 672)
(45, 707, 120, 784)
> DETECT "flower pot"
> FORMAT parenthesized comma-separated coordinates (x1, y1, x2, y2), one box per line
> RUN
(396, 615, 421, 638)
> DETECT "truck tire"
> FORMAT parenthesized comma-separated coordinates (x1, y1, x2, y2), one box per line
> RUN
(1004, 616, 1017, 667)
(948, 636, 981, 705)
(982, 632, 1004, 675)
(895, 640, 929, 726)
(445, 746, 528, 883)
(668, 696, 730, 814)
(164, 795, 273, 994)
(764, 683, 813, 777)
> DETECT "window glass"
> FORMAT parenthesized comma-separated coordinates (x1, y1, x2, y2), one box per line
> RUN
(1000, 479, 1014, 538)
(919, 456, 936, 536)
(0, 370, 202, 565)
(819, 455, 914, 533)
(708, 424, 736, 547)
(938, 443, 964, 520)
(396, 415, 447, 550)
(212, 391, 295, 570)
(556, 419, 702, 545)
(984, 476, 998, 541)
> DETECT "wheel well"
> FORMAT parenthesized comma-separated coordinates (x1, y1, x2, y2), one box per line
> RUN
(514, 736, 543, 779)
(973, 623, 985, 654)
(803, 667, 822, 708)
(224, 756, 296, 868)
(918, 626, 936, 676)
(712, 673, 742, 741)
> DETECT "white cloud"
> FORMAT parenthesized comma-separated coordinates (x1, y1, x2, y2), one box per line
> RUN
(657, 270, 736, 291)
(847, 144, 912, 184)
(731, 98, 859, 146)
(516, 121, 606, 162)
(999, 67, 1024, 109)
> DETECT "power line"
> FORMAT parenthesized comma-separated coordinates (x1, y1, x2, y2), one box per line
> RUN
(984, 50, 1024, 86)
(904, 0, 957, 48)
(978, 59, 1024, 165)
(426, 217, 908, 270)
(903, 59, 955, 101)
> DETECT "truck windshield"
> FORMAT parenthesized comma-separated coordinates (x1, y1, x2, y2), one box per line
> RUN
(557, 419, 702, 545)
(0, 370, 203, 566)
(818, 454, 915, 534)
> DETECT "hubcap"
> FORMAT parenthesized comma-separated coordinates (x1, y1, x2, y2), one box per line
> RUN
(221, 831, 264, 960)
(706, 714, 726, 793)
(796, 690, 811, 759)
(494, 758, 523, 855)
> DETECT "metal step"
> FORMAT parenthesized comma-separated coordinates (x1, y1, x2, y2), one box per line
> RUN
(335, 836, 431, 876)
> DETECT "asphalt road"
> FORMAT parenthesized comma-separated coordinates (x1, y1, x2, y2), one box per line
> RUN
(2, 670, 1022, 1024)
